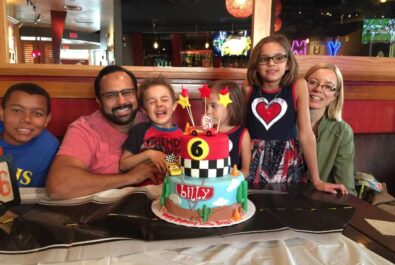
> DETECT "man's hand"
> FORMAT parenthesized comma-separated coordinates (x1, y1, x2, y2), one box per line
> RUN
(125, 162, 157, 185)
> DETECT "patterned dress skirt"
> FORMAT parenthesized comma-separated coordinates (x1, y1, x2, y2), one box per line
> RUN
(248, 138, 307, 184)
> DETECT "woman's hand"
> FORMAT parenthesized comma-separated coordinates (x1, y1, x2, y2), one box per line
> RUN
(313, 180, 349, 195)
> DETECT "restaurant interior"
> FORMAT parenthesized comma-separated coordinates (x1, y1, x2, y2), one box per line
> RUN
(4, 0, 395, 66)
(0, 0, 394, 264)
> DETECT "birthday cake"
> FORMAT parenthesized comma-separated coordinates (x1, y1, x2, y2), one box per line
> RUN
(152, 85, 254, 227)
(156, 131, 251, 226)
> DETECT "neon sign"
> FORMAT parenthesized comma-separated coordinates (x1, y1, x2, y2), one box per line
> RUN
(291, 40, 342, 56)
(327, 41, 341, 56)
(291, 40, 307, 55)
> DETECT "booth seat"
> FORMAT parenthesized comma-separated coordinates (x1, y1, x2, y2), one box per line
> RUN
(46, 90, 395, 196)
(0, 62, 394, 195)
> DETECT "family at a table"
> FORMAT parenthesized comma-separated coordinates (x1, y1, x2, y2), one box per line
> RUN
(0, 34, 356, 200)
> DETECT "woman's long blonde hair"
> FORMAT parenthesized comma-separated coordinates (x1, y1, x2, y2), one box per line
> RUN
(304, 63, 344, 121)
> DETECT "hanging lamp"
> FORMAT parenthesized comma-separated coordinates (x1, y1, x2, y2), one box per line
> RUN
(225, 0, 253, 18)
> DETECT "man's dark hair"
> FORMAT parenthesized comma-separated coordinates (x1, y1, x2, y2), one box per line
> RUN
(94, 65, 138, 99)
(1, 83, 51, 114)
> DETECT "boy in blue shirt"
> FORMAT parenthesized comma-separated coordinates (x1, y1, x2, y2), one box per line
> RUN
(0, 83, 59, 187)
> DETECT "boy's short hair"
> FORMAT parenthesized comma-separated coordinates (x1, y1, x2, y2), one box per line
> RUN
(2, 83, 51, 114)
(138, 75, 176, 109)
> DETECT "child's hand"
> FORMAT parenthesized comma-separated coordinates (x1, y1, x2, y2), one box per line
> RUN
(147, 150, 167, 172)
(313, 180, 349, 195)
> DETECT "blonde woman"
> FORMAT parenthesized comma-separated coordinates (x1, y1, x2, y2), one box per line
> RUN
(305, 63, 356, 195)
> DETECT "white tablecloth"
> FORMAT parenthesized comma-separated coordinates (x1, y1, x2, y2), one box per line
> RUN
(0, 232, 391, 265)
(1, 188, 391, 264)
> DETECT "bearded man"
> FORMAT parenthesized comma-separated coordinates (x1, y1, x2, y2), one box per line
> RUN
(46, 66, 156, 200)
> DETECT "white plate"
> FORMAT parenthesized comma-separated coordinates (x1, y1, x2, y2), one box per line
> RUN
(38, 185, 163, 206)
(151, 199, 255, 228)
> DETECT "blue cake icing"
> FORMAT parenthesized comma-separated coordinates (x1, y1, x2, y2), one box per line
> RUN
(166, 173, 245, 210)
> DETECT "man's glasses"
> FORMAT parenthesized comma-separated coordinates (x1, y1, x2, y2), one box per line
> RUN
(258, 54, 288, 65)
(100, 88, 136, 101)
(306, 79, 337, 93)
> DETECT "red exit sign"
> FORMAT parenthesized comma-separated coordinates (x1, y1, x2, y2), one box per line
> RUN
(69, 32, 78, 39)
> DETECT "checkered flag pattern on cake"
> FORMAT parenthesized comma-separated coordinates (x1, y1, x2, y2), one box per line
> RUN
(166, 154, 177, 163)
(182, 157, 230, 178)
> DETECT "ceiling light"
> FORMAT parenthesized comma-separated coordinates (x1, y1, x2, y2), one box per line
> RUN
(380, 0, 387, 3)
(225, 0, 253, 18)
(153, 41, 159, 49)
(64, 5, 82, 11)
(74, 18, 94, 24)
(33, 13, 41, 24)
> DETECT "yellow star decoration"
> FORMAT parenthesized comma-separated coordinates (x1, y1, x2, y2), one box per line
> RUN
(177, 94, 191, 109)
(218, 93, 232, 108)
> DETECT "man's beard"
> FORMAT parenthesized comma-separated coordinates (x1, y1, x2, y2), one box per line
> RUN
(100, 104, 138, 126)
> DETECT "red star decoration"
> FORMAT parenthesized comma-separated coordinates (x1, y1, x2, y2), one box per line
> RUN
(181, 87, 189, 97)
(198, 84, 211, 99)
(219, 86, 229, 95)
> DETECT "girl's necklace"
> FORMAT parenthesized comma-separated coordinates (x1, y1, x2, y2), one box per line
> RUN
(260, 87, 282, 101)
